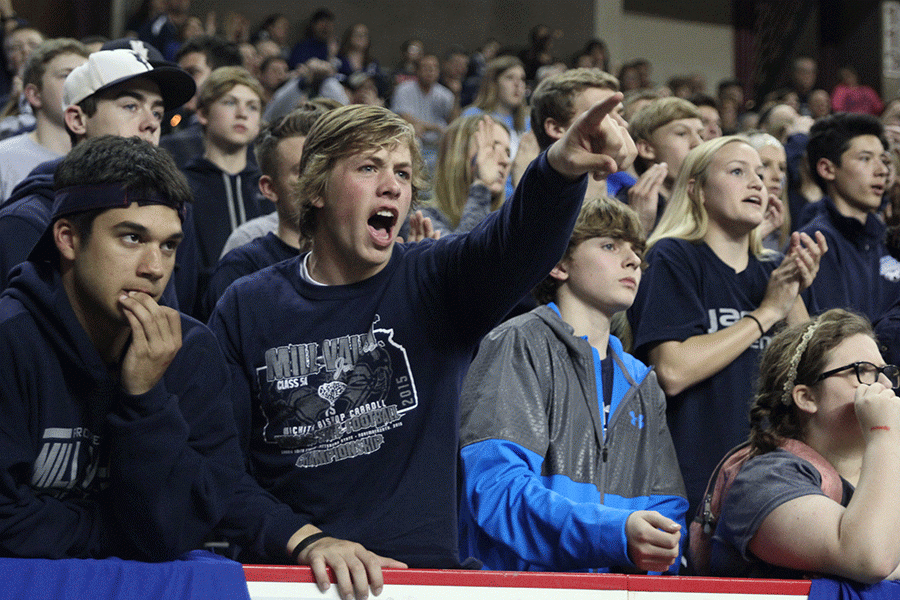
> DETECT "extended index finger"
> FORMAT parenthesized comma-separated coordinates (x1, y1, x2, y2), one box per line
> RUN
(573, 92, 625, 132)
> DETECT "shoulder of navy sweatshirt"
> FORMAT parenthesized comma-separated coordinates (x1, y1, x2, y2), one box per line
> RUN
(201, 231, 298, 322)
(798, 196, 897, 322)
(0, 158, 59, 289)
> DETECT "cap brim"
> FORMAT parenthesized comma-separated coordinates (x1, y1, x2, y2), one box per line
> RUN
(92, 65, 196, 113)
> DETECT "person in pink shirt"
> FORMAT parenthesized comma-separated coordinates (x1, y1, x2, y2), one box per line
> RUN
(832, 67, 884, 116)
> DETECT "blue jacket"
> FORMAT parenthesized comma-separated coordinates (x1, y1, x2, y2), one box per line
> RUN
(459, 304, 688, 572)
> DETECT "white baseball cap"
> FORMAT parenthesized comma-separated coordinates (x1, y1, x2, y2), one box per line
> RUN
(63, 45, 195, 112)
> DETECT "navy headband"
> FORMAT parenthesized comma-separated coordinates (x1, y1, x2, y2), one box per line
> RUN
(28, 182, 187, 264)
(52, 182, 186, 223)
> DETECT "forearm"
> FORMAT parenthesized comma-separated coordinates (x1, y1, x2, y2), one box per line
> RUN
(0, 481, 115, 558)
(216, 472, 310, 561)
(648, 405, 689, 535)
(637, 209, 656, 240)
(107, 384, 245, 560)
(445, 152, 585, 336)
(398, 112, 439, 134)
(643, 404, 693, 535)
(107, 321, 260, 561)
(649, 315, 765, 397)
(463, 441, 633, 570)
(785, 296, 809, 326)
(838, 434, 900, 581)
(511, 131, 539, 189)
(287, 524, 322, 557)
(454, 183, 493, 233)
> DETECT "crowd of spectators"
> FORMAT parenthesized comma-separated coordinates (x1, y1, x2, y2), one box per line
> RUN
(1, 2, 900, 597)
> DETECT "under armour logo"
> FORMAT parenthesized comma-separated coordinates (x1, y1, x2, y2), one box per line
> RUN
(629, 411, 644, 429)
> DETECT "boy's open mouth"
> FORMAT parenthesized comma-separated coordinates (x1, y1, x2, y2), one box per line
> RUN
(368, 209, 398, 244)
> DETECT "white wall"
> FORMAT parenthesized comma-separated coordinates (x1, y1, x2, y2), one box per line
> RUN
(620, 12, 734, 92)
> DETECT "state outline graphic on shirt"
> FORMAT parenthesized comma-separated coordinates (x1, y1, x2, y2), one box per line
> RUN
(255, 315, 419, 468)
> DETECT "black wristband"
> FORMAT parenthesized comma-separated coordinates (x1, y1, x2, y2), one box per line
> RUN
(746, 314, 765, 337)
(291, 531, 328, 563)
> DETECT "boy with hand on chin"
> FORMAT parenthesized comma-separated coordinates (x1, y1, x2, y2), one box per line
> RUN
(0, 136, 311, 566)
(209, 96, 635, 599)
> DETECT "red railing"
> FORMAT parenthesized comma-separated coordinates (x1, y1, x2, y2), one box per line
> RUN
(243, 565, 813, 599)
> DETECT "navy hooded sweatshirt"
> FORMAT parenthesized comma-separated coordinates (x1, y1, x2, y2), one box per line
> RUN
(182, 156, 272, 313)
(0, 260, 306, 561)
(0, 157, 58, 289)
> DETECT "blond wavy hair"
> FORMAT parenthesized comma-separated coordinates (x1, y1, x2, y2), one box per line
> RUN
(430, 114, 508, 230)
(295, 104, 427, 238)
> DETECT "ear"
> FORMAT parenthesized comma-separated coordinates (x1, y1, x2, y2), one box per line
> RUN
(548, 259, 569, 283)
(64, 106, 87, 137)
(54, 218, 79, 261)
(687, 177, 703, 204)
(791, 384, 818, 416)
(816, 157, 837, 183)
(22, 83, 42, 110)
(196, 109, 209, 127)
(636, 138, 656, 162)
(543, 117, 566, 142)
(310, 195, 325, 208)
(258, 174, 279, 204)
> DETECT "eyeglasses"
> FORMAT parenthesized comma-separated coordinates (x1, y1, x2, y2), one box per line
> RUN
(813, 361, 900, 389)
